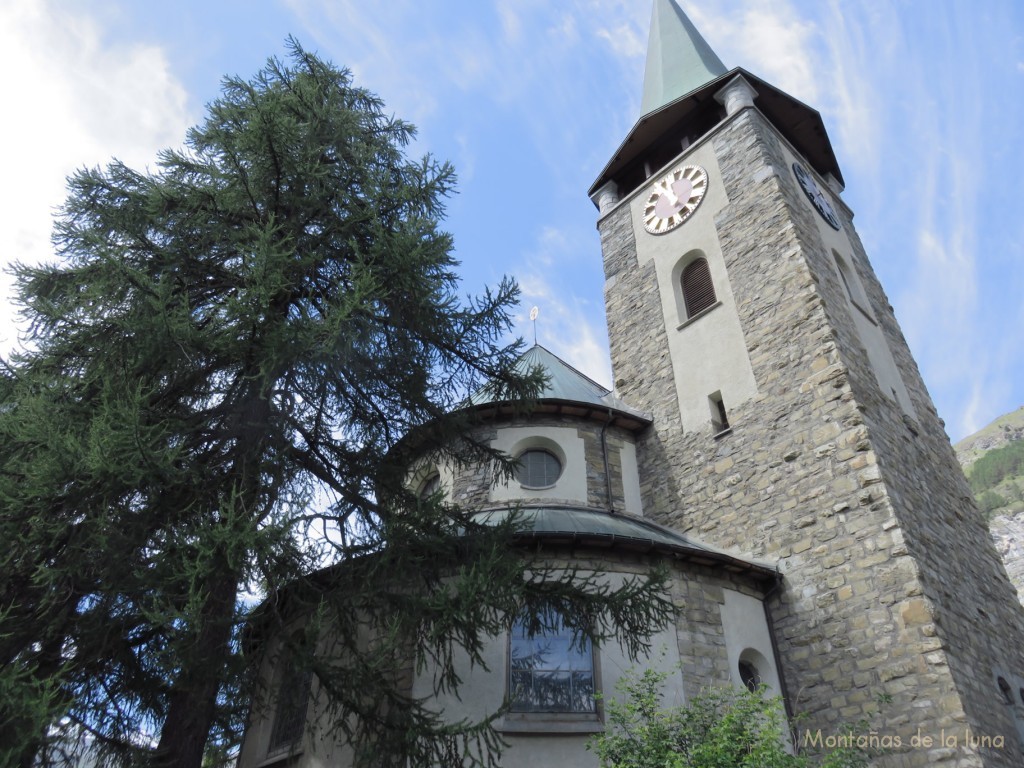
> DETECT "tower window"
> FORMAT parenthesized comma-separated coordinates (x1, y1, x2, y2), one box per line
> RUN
(509, 613, 595, 713)
(709, 392, 730, 434)
(515, 449, 562, 489)
(681, 258, 716, 317)
(417, 471, 441, 499)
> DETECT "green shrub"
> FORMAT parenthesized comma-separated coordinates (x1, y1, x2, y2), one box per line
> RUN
(588, 666, 871, 768)
(968, 440, 1024, 493)
(978, 490, 1008, 515)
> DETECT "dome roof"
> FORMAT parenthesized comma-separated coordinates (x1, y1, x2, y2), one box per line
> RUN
(468, 345, 651, 430)
(474, 505, 777, 581)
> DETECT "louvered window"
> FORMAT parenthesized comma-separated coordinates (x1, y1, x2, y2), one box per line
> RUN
(682, 258, 716, 317)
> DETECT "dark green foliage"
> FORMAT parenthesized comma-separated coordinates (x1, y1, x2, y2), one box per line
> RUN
(588, 666, 871, 768)
(0, 41, 672, 768)
(968, 439, 1024, 494)
(978, 490, 1008, 515)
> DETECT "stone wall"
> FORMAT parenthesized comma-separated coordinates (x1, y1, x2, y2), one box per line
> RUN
(449, 415, 636, 513)
(598, 106, 1024, 766)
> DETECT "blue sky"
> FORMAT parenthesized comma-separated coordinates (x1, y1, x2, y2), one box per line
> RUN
(1, 0, 1021, 443)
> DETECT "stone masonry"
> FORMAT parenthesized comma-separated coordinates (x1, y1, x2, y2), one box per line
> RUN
(599, 106, 1024, 766)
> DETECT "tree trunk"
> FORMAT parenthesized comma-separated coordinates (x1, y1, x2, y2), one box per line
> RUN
(154, 559, 239, 768)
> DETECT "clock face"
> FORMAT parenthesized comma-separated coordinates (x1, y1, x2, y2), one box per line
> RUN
(643, 164, 709, 234)
(792, 162, 841, 230)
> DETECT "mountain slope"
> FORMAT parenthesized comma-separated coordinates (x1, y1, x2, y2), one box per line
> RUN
(955, 406, 1024, 604)
(954, 405, 1024, 470)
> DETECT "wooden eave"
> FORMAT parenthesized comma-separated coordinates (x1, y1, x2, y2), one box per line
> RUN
(589, 67, 844, 201)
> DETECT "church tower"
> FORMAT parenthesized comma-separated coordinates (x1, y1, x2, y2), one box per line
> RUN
(591, 2, 1024, 765)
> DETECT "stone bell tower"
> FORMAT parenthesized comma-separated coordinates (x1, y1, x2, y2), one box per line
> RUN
(589, 1, 1024, 765)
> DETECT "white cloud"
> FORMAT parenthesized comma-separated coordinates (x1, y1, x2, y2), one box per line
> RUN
(595, 22, 645, 60)
(515, 226, 613, 388)
(682, 0, 818, 102)
(498, 5, 523, 43)
(0, 0, 191, 354)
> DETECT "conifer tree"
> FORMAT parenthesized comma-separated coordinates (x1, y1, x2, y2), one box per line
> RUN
(0, 42, 671, 767)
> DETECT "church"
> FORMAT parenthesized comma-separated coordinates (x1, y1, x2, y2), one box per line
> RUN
(238, 2, 1024, 766)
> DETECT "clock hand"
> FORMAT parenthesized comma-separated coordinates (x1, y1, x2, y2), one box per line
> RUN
(661, 180, 681, 207)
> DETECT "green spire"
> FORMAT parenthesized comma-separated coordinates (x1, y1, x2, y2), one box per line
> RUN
(640, 0, 727, 116)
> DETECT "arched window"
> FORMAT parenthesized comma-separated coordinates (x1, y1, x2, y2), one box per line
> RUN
(681, 258, 716, 317)
(417, 472, 441, 499)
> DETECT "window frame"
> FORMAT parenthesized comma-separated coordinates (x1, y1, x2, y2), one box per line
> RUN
(681, 257, 717, 318)
(266, 663, 312, 759)
(506, 613, 598, 717)
(514, 448, 563, 490)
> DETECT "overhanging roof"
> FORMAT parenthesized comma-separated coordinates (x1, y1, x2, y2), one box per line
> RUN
(475, 504, 779, 582)
(590, 67, 844, 200)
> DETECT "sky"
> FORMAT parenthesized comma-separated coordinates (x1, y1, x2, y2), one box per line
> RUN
(1, 0, 1022, 444)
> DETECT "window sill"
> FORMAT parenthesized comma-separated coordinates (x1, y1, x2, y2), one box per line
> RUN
(496, 714, 604, 734)
(255, 749, 303, 768)
(677, 301, 722, 330)
(713, 427, 733, 440)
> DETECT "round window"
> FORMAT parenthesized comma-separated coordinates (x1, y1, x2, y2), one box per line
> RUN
(515, 449, 562, 489)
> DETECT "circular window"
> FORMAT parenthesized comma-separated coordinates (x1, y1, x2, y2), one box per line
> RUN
(515, 449, 562, 489)
(738, 660, 761, 692)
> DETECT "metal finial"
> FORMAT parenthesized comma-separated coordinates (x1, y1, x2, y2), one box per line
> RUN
(529, 306, 539, 345)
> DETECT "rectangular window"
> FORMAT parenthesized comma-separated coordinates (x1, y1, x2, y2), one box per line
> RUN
(268, 665, 311, 755)
(509, 614, 595, 713)
(709, 391, 730, 434)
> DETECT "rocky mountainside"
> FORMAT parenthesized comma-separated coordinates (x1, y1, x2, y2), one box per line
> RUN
(955, 406, 1024, 604)
(954, 405, 1024, 469)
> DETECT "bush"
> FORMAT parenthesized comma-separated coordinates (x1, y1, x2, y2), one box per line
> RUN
(979, 490, 1008, 515)
(588, 666, 870, 768)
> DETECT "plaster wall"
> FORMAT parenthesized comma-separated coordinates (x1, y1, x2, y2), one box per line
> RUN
(720, 587, 781, 695)
(775, 147, 914, 418)
(450, 417, 642, 515)
(490, 425, 588, 505)
(623, 140, 758, 434)
(411, 567, 684, 768)
(619, 440, 642, 514)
